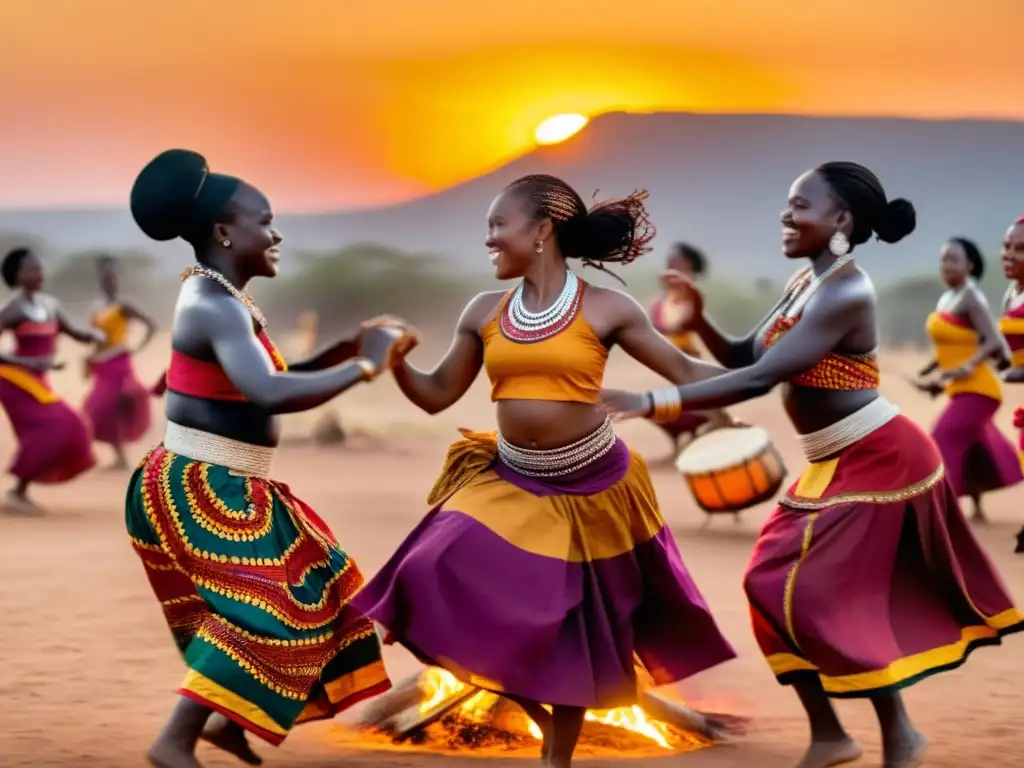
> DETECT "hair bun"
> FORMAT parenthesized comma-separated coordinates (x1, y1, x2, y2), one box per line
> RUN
(129, 149, 208, 242)
(875, 198, 916, 244)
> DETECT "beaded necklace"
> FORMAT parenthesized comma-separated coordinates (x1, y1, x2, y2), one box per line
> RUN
(181, 265, 267, 329)
(499, 270, 582, 343)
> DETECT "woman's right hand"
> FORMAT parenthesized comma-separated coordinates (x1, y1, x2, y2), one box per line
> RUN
(358, 325, 409, 376)
(662, 271, 704, 323)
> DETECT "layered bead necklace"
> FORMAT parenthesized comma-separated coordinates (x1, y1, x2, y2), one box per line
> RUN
(499, 270, 582, 343)
(181, 265, 267, 329)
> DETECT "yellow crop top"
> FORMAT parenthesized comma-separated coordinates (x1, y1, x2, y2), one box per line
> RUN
(926, 311, 1002, 401)
(482, 287, 608, 403)
(92, 304, 129, 348)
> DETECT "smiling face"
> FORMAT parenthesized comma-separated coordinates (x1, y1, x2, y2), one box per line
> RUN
(780, 170, 850, 259)
(939, 240, 972, 287)
(215, 183, 283, 279)
(484, 188, 550, 280)
(1002, 222, 1024, 282)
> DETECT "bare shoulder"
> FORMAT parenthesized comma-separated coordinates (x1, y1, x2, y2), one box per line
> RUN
(812, 268, 874, 316)
(173, 284, 250, 338)
(584, 284, 645, 318)
(964, 282, 991, 308)
(459, 289, 509, 332)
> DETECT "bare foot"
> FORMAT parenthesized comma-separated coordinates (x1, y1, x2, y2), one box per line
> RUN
(201, 715, 263, 765)
(4, 491, 42, 515)
(884, 730, 928, 768)
(796, 737, 863, 768)
(147, 739, 203, 768)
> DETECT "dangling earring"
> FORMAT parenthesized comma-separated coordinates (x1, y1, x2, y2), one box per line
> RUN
(829, 231, 850, 257)
(535, 240, 544, 254)
(222, 239, 231, 248)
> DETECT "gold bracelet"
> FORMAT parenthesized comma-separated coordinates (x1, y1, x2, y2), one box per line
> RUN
(648, 387, 684, 423)
(352, 357, 378, 381)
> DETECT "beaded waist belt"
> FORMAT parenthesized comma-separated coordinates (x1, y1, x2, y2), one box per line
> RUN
(497, 417, 616, 478)
(796, 396, 900, 463)
(163, 421, 276, 479)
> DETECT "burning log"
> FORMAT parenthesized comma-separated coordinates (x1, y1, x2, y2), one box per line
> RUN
(352, 666, 746, 757)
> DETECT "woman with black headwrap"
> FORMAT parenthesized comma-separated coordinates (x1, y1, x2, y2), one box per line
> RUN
(601, 162, 1023, 767)
(0, 246, 101, 512)
(124, 149, 414, 768)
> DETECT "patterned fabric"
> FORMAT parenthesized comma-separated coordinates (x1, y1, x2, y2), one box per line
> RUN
(126, 446, 390, 744)
(764, 316, 879, 390)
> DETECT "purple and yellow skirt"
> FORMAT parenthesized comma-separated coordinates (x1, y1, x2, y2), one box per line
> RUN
(0, 364, 94, 483)
(352, 429, 736, 709)
(744, 414, 1024, 697)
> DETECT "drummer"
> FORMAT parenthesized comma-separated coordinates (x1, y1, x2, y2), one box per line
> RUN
(647, 242, 731, 454)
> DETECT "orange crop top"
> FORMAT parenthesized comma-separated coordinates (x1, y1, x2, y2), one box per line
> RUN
(482, 286, 608, 403)
(763, 315, 880, 390)
(92, 304, 129, 348)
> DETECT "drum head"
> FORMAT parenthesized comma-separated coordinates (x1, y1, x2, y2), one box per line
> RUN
(675, 426, 771, 473)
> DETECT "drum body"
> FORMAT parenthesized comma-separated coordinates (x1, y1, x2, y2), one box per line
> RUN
(675, 427, 787, 513)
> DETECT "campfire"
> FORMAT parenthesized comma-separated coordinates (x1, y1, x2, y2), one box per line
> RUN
(338, 667, 747, 759)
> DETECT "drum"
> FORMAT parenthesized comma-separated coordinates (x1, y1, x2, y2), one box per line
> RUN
(674, 426, 787, 514)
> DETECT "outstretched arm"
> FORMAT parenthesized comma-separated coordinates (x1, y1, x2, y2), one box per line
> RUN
(122, 301, 158, 352)
(287, 336, 358, 372)
(689, 314, 761, 369)
(390, 293, 496, 414)
(612, 291, 726, 384)
(189, 297, 389, 414)
(55, 301, 102, 344)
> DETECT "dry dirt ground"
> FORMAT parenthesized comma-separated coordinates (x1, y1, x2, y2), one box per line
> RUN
(3, 336, 1023, 767)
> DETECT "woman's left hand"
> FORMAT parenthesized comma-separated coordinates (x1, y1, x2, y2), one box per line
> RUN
(599, 389, 653, 421)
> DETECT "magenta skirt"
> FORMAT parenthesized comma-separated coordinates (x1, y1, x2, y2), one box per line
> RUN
(932, 393, 1023, 498)
(0, 377, 95, 483)
(83, 352, 152, 445)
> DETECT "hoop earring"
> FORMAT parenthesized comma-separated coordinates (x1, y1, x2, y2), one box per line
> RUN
(829, 231, 850, 257)
(222, 239, 231, 248)
(535, 241, 544, 254)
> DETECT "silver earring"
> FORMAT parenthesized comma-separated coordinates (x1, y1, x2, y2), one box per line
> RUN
(222, 239, 231, 248)
(535, 241, 544, 254)
(829, 231, 850, 257)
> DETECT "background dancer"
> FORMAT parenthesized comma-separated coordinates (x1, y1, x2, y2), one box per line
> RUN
(647, 242, 731, 455)
(600, 162, 1024, 768)
(83, 254, 158, 469)
(998, 215, 1024, 551)
(915, 237, 1020, 523)
(125, 149, 409, 768)
(0, 247, 99, 512)
(353, 174, 736, 768)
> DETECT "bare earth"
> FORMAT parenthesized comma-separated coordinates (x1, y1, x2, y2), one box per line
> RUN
(2, 336, 1023, 768)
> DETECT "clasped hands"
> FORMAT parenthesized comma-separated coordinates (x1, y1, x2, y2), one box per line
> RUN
(357, 315, 421, 378)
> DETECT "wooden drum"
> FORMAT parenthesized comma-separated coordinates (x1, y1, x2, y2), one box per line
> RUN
(674, 426, 787, 515)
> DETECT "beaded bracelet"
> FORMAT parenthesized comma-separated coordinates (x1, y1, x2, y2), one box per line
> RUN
(647, 386, 684, 423)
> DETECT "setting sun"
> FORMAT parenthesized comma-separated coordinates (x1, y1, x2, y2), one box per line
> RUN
(534, 113, 590, 145)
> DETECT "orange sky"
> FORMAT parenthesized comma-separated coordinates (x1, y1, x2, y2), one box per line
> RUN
(1, 0, 1020, 210)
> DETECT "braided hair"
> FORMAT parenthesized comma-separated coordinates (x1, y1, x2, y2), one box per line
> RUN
(504, 174, 655, 284)
(816, 161, 916, 250)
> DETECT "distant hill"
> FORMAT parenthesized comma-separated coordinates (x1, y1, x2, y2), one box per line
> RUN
(3, 112, 1023, 282)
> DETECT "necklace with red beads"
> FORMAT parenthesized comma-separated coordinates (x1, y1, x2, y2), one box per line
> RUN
(499, 271, 582, 343)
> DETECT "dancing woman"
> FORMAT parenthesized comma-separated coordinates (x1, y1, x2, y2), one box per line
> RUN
(647, 242, 731, 453)
(600, 162, 1024, 768)
(352, 175, 736, 768)
(915, 238, 1021, 522)
(125, 149, 406, 768)
(0, 247, 99, 512)
(83, 255, 158, 469)
(998, 215, 1024, 550)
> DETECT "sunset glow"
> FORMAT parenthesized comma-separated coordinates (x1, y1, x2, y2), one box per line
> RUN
(534, 114, 589, 145)
(0, 0, 1021, 209)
